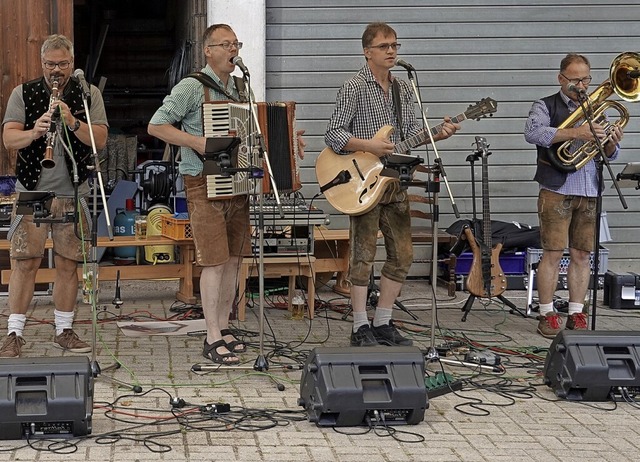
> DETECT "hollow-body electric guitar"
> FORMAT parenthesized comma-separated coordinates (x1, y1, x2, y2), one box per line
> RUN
(315, 98, 497, 216)
(463, 136, 507, 298)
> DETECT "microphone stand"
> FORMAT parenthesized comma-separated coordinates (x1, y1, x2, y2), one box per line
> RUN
(79, 86, 141, 393)
(574, 91, 627, 330)
(406, 70, 461, 220)
(403, 68, 474, 370)
(195, 69, 286, 390)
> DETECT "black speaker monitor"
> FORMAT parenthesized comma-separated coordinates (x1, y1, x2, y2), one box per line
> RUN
(0, 357, 93, 439)
(543, 330, 640, 401)
(298, 346, 427, 426)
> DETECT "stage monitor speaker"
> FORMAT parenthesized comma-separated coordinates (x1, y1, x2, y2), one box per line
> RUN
(298, 346, 427, 426)
(543, 330, 640, 401)
(0, 356, 93, 439)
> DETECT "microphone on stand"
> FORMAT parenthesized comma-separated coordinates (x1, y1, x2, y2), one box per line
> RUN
(394, 58, 416, 72)
(567, 83, 587, 97)
(230, 56, 250, 76)
(112, 270, 123, 307)
(73, 69, 92, 99)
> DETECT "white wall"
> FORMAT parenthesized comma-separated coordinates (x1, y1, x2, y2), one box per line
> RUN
(207, 0, 266, 101)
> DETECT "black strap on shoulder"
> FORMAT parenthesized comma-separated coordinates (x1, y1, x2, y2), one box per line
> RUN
(186, 72, 248, 102)
(391, 79, 405, 141)
(233, 76, 248, 102)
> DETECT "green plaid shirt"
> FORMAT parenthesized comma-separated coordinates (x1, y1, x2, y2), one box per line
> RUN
(149, 65, 241, 176)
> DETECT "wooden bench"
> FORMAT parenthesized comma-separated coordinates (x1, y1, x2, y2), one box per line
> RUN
(1, 227, 455, 316)
(0, 236, 198, 304)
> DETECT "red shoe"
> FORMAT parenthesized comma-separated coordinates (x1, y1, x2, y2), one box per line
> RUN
(566, 312, 588, 330)
(537, 313, 562, 338)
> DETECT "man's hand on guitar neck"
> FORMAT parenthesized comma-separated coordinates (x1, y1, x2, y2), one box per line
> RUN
(433, 116, 460, 142)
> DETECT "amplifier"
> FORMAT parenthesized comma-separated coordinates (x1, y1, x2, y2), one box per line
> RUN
(0, 357, 93, 439)
(298, 346, 427, 426)
(603, 270, 640, 309)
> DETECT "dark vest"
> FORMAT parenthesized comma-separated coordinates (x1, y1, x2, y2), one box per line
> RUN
(533, 92, 571, 189)
(17, 77, 92, 190)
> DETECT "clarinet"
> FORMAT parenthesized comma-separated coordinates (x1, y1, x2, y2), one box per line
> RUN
(42, 78, 60, 169)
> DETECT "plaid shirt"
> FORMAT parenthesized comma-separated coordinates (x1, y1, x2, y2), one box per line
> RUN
(324, 64, 421, 154)
(149, 65, 240, 176)
(524, 91, 619, 197)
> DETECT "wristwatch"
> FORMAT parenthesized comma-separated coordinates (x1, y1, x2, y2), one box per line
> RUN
(69, 118, 81, 132)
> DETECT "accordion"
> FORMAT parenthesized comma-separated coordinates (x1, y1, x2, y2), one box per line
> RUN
(202, 101, 300, 200)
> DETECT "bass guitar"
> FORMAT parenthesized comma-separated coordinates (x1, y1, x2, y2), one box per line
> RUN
(315, 97, 497, 216)
(463, 136, 507, 298)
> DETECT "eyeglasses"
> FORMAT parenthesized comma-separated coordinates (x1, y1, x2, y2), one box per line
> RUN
(43, 61, 71, 70)
(368, 42, 401, 51)
(561, 74, 592, 85)
(207, 41, 243, 51)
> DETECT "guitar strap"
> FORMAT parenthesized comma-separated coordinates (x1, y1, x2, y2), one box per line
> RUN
(391, 79, 405, 141)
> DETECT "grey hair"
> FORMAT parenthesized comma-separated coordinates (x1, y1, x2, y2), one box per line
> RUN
(41, 34, 74, 58)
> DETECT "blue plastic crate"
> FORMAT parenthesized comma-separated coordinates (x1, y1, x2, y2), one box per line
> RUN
(454, 251, 526, 275)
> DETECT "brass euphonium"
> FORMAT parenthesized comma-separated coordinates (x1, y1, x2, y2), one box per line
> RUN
(42, 77, 60, 169)
(551, 52, 640, 173)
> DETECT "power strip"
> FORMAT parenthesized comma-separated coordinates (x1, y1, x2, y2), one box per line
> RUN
(425, 372, 463, 399)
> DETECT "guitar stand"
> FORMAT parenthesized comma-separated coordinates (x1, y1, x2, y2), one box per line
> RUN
(459, 138, 520, 322)
(461, 293, 520, 322)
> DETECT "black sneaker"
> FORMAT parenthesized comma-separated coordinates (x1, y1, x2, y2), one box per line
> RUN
(350, 324, 379, 347)
(372, 322, 413, 346)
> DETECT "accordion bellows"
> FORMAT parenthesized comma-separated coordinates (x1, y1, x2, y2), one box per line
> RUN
(202, 101, 300, 199)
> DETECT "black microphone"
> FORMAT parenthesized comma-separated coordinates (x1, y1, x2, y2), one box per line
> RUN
(73, 69, 91, 98)
(627, 69, 640, 79)
(230, 56, 250, 76)
(394, 58, 416, 72)
(567, 83, 586, 95)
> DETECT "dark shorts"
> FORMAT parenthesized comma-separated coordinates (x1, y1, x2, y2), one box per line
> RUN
(538, 189, 597, 252)
(9, 197, 91, 261)
(349, 185, 413, 286)
(183, 174, 251, 266)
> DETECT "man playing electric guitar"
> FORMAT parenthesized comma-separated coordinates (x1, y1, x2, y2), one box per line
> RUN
(324, 22, 459, 347)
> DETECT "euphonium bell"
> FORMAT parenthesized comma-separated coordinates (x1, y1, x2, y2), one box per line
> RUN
(551, 52, 640, 173)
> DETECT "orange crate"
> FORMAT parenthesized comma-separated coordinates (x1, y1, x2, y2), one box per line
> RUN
(161, 216, 192, 240)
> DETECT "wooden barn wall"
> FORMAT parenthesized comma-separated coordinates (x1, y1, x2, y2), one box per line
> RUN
(0, 0, 74, 175)
(264, 0, 640, 274)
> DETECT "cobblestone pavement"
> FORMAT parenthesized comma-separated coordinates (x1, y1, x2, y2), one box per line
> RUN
(1, 277, 640, 461)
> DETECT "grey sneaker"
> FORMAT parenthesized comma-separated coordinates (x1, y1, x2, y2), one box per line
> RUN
(53, 329, 91, 353)
(0, 333, 25, 358)
(537, 313, 562, 339)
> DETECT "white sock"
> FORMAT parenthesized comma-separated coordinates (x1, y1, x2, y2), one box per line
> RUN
(538, 302, 554, 316)
(54, 310, 74, 336)
(568, 302, 584, 316)
(373, 307, 393, 328)
(7, 314, 27, 337)
(352, 311, 369, 333)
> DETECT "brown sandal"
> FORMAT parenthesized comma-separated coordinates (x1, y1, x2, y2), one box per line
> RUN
(221, 329, 247, 353)
(202, 339, 239, 365)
